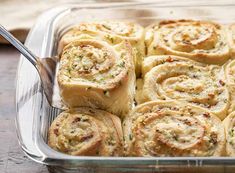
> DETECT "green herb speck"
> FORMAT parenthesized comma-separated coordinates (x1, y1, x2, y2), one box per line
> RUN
(103, 90, 110, 97)
(86, 87, 92, 91)
(67, 67, 71, 73)
(129, 134, 133, 140)
(118, 61, 125, 68)
(76, 55, 83, 59)
(229, 129, 234, 137)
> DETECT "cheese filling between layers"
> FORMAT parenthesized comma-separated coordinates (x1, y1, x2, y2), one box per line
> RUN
(140, 56, 230, 119)
(48, 108, 124, 156)
(145, 20, 230, 64)
(98, 21, 139, 38)
(156, 22, 227, 53)
(123, 101, 225, 157)
(59, 40, 130, 89)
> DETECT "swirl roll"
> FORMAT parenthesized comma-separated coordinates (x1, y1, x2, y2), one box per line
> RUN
(58, 21, 145, 76)
(58, 39, 135, 116)
(123, 100, 225, 157)
(224, 59, 235, 114)
(145, 20, 230, 64)
(223, 112, 235, 156)
(48, 107, 123, 156)
(137, 55, 230, 120)
(227, 24, 235, 56)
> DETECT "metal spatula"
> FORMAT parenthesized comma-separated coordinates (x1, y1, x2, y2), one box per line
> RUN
(0, 24, 59, 107)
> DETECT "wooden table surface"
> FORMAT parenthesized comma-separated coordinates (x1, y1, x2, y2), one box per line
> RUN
(0, 45, 48, 173)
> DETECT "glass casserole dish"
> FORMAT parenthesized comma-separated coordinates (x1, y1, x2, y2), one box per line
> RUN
(15, 2, 235, 173)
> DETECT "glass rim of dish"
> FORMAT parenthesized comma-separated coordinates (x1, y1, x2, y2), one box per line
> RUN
(15, 2, 235, 169)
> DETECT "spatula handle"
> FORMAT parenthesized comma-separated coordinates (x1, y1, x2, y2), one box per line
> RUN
(0, 24, 38, 66)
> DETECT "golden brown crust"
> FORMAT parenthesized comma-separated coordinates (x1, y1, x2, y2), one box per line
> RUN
(48, 107, 123, 156)
(58, 21, 145, 77)
(139, 55, 230, 120)
(58, 39, 135, 116)
(123, 100, 225, 157)
(59, 21, 144, 48)
(227, 24, 235, 57)
(145, 20, 230, 64)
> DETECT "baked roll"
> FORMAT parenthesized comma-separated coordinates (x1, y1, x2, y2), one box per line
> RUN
(138, 55, 229, 120)
(123, 100, 225, 157)
(145, 20, 230, 64)
(58, 39, 135, 116)
(58, 21, 145, 76)
(223, 112, 235, 156)
(224, 59, 235, 114)
(48, 107, 123, 156)
(227, 24, 235, 56)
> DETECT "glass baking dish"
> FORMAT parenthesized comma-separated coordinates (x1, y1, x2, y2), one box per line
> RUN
(15, 2, 235, 173)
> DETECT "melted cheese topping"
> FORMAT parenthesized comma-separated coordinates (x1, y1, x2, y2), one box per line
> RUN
(140, 55, 229, 120)
(230, 25, 235, 42)
(61, 21, 143, 44)
(223, 112, 235, 156)
(48, 108, 123, 156)
(225, 59, 235, 84)
(58, 39, 131, 90)
(58, 21, 145, 77)
(224, 59, 235, 114)
(98, 21, 139, 38)
(146, 20, 230, 64)
(123, 101, 225, 157)
(227, 120, 235, 148)
(227, 24, 235, 55)
(57, 39, 135, 116)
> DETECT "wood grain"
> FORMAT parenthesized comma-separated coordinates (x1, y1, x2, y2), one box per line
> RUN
(0, 45, 48, 173)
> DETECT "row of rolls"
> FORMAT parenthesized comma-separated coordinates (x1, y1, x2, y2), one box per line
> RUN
(48, 101, 235, 157)
(48, 19, 235, 157)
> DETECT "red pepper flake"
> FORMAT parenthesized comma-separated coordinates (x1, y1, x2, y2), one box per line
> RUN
(81, 134, 93, 141)
(89, 109, 95, 114)
(209, 132, 218, 145)
(80, 44, 88, 48)
(203, 112, 210, 118)
(208, 93, 215, 98)
(72, 117, 81, 123)
(54, 129, 59, 136)
(182, 40, 190, 45)
(183, 119, 192, 126)
(219, 80, 225, 86)
(166, 56, 174, 62)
